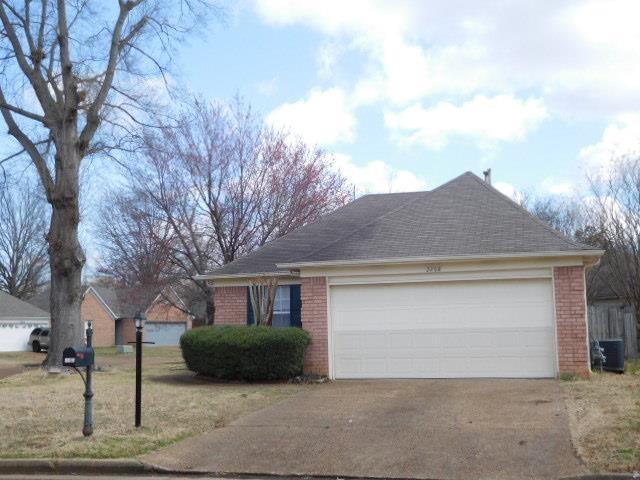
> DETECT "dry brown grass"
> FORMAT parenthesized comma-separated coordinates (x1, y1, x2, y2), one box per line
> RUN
(562, 362, 640, 473)
(0, 348, 307, 459)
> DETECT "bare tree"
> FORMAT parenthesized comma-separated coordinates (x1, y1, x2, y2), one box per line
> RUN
(0, 1, 212, 367)
(0, 183, 48, 298)
(522, 194, 586, 239)
(522, 193, 607, 301)
(96, 190, 173, 289)
(248, 276, 278, 326)
(589, 157, 640, 336)
(111, 98, 349, 324)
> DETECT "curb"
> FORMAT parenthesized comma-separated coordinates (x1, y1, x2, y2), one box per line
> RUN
(0, 460, 636, 480)
(562, 476, 639, 480)
(0, 458, 154, 476)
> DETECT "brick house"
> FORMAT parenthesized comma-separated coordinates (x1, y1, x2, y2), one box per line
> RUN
(198, 172, 603, 379)
(30, 284, 193, 347)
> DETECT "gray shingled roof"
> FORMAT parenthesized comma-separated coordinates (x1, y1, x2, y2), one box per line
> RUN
(90, 285, 159, 319)
(26, 288, 50, 313)
(28, 284, 156, 318)
(205, 172, 596, 277)
(0, 290, 50, 320)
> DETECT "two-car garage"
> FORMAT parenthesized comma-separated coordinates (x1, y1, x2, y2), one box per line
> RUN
(330, 277, 557, 379)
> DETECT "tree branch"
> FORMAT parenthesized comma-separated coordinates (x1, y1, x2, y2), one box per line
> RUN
(0, 1, 57, 119)
(0, 85, 53, 195)
(78, 1, 142, 151)
(0, 101, 45, 123)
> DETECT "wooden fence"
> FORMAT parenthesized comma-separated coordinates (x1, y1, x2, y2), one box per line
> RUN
(587, 304, 638, 359)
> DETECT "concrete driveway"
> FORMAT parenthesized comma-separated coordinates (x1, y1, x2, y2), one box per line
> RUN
(143, 379, 586, 480)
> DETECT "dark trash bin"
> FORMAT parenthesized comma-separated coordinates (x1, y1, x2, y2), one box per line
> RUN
(598, 339, 625, 373)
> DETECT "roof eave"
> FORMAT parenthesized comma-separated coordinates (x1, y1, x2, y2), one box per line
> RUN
(84, 285, 119, 320)
(0, 316, 50, 321)
(276, 250, 605, 270)
(193, 271, 298, 281)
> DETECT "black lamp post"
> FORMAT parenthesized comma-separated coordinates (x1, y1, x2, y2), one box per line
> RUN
(134, 310, 146, 428)
(82, 321, 94, 437)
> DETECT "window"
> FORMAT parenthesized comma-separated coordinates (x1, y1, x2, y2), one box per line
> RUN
(272, 286, 291, 328)
(247, 285, 298, 327)
(40, 329, 49, 337)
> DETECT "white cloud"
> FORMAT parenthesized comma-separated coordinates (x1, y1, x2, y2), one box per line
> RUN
(541, 177, 575, 196)
(266, 87, 356, 145)
(385, 95, 548, 149)
(253, 0, 640, 117)
(332, 153, 427, 194)
(317, 42, 342, 79)
(494, 181, 523, 204)
(579, 115, 640, 176)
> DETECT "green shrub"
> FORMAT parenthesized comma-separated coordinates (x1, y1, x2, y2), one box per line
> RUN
(180, 325, 311, 381)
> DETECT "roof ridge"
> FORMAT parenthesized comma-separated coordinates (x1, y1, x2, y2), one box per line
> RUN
(465, 173, 587, 249)
(361, 190, 429, 197)
(295, 172, 472, 263)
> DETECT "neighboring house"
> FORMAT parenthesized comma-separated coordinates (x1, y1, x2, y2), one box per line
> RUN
(0, 291, 49, 352)
(29, 284, 193, 347)
(140, 289, 194, 346)
(198, 172, 603, 379)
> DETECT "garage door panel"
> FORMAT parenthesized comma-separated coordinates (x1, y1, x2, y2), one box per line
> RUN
(389, 332, 413, 348)
(331, 279, 556, 378)
(144, 322, 186, 346)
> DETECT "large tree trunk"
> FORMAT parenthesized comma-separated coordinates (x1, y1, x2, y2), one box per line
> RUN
(44, 151, 86, 368)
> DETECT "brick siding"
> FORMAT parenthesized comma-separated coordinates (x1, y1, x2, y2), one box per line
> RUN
(81, 291, 114, 347)
(120, 318, 136, 346)
(301, 276, 329, 375)
(214, 286, 247, 325)
(553, 266, 590, 377)
(146, 299, 193, 329)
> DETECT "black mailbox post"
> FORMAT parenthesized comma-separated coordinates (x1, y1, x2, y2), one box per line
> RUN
(62, 321, 95, 437)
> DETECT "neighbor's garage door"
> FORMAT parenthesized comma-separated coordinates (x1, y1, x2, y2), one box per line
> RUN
(0, 321, 48, 352)
(331, 279, 556, 379)
(144, 322, 187, 346)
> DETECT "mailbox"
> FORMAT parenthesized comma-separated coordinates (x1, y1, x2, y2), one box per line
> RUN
(62, 347, 95, 367)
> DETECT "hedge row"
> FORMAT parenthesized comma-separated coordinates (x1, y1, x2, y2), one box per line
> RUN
(180, 325, 310, 381)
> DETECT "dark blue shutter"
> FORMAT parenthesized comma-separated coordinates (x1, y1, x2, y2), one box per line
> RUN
(289, 284, 302, 328)
(246, 287, 255, 325)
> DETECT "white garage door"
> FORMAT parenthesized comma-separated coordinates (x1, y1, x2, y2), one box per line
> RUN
(0, 321, 48, 352)
(144, 322, 187, 346)
(331, 279, 556, 379)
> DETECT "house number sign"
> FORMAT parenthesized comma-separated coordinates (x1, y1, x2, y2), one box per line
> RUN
(425, 264, 442, 273)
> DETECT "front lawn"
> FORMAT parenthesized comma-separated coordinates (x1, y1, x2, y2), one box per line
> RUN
(562, 359, 640, 472)
(0, 348, 307, 458)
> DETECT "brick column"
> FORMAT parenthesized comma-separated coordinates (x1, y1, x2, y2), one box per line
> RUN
(213, 286, 246, 325)
(553, 266, 590, 377)
(301, 276, 329, 375)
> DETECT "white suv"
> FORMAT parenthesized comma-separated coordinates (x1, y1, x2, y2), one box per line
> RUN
(29, 327, 50, 352)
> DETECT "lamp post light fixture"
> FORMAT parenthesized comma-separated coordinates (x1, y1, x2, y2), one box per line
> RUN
(134, 310, 146, 428)
(135, 311, 146, 330)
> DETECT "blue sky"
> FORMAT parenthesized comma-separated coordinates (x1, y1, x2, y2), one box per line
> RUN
(172, 0, 640, 200)
(6, 0, 640, 274)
